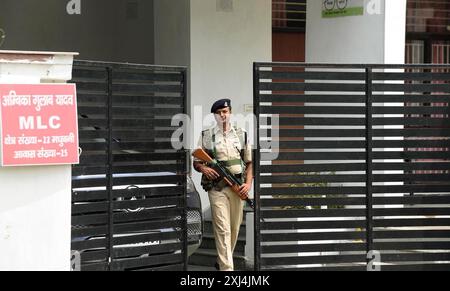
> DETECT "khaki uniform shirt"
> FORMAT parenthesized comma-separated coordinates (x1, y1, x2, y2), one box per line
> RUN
(196, 125, 252, 175)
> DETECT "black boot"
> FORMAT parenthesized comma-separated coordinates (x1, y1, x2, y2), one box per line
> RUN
(214, 262, 220, 270)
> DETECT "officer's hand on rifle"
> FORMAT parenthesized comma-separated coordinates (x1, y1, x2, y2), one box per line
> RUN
(238, 183, 250, 200)
(200, 166, 220, 181)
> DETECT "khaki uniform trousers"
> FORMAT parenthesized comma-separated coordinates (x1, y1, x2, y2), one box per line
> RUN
(208, 186, 244, 271)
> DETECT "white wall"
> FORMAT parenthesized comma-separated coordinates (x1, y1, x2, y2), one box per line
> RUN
(0, 166, 72, 271)
(306, 0, 406, 64)
(154, 0, 272, 215)
(0, 51, 75, 271)
(0, 0, 155, 64)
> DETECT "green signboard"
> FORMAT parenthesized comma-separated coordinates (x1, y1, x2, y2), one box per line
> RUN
(322, 0, 364, 18)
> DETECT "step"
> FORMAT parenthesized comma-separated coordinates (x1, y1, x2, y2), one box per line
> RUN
(188, 248, 251, 271)
(199, 234, 246, 253)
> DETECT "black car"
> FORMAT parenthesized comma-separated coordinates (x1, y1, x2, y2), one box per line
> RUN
(71, 171, 203, 268)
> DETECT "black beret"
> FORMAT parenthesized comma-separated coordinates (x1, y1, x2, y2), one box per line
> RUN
(211, 99, 231, 113)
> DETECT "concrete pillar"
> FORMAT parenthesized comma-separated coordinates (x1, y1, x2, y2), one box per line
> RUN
(0, 50, 77, 271)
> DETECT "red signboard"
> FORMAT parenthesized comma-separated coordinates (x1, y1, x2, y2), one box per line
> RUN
(0, 84, 79, 166)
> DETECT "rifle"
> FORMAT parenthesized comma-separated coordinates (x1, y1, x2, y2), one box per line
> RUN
(192, 148, 255, 210)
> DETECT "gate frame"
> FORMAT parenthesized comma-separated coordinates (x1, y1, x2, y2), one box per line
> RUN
(71, 60, 189, 271)
(253, 62, 450, 271)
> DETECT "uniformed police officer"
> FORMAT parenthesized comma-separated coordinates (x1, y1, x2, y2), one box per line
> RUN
(193, 99, 253, 271)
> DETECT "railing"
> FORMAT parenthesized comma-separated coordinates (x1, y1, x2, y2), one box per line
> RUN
(272, 0, 307, 31)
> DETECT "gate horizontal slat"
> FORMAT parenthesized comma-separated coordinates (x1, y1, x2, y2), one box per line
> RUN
(112, 106, 183, 116)
(372, 94, 450, 103)
(260, 94, 366, 103)
(377, 253, 450, 263)
(72, 177, 108, 188)
(373, 174, 450, 183)
(111, 118, 174, 128)
(373, 129, 450, 137)
(113, 197, 183, 210)
(373, 83, 450, 92)
(373, 195, 450, 205)
(80, 250, 109, 262)
(259, 71, 365, 80)
(261, 197, 365, 207)
(72, 201, 109, 214)
(112, 142, 178, 152)
(373, 218, 450, 228)
(259, 82, 366, 92)
(72, 225, 108, 237)
(261, 163, 367, 173)
(112, 242, 182, 258)
(373, 118, 450, 127)
(380, 264, 450, 271)
(72, 189, 108, 202)
(262, 243, 366, 254)
(112, 175, 182, 187)
(113, 152, 185, 163)
(71, 238, 108, 250)
(372, 208, 450, 216)
(278, 129, 366, 138)
(262, 219, 366, 228)
(269, 152, 366, 160)
(113, 219, 183, 234)
(112, 186, 183, 199)
(80, 262, 109, 271)
(372, 185, 450, 193)
(72, 214, 109, 225)
(110, 130, 179, 140)
(260, 174, 367, 184)
(112, 83, 183, 94)
(372, 72, 450, 81)
(261, 106, 366, 114)
(112, 71, 183, 82)
(76, 92, 108, 102)
(261, 210, 366, 218)
(112, 95, 183, 105)
(374, 230, 450, 239)
(113, 208, 184, 223)
(133, 263, 184, 271)
(77, 130, 108, 139)
(112, 230, 182, 246)
(373, 242, 450, 251)
(73, 81, 107, 92)
(372, 106, 450, 115)
(278, 117, 366, 126)
(261, 254, 367, 266)
(109, 253, 183, 271)
(261, 231, 365, 242)
(261, 186, 367, 196)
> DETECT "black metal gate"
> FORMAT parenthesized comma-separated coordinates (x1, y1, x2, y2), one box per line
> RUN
(253, 62, 450, 271)
(70, 61, 188, 271)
